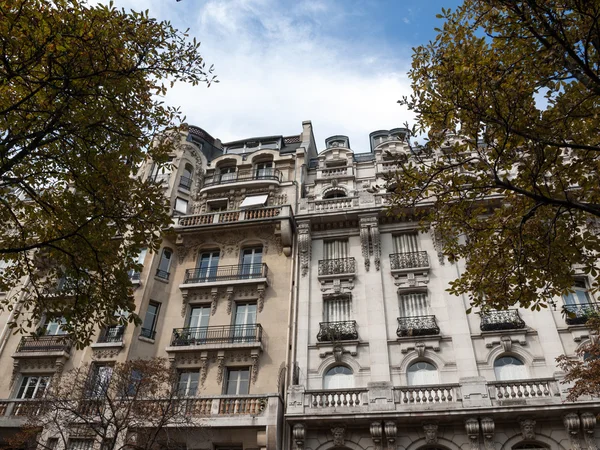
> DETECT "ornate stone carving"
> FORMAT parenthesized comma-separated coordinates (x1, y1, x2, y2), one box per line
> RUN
(564, 413, 582, 450)
(465, 418, 479, 450)
(211, 288, 219, 315)
(581, 412, 598, 450)
(359, 216, 380, 271)
(92, 347, 121, 360)
(415, 341, 426, 358)
(384, 421, 397, 450)
(200, 354, 209, 386)
(370, 421, 383, 450)
(500, 335, 512, 352)
(481, 417, 494, 450)
(293, 424, 306, 450)
(519, 419, 536, 440)
(430, 224, 445, 265)
(423, 423, 438, 444)
(251, 353, 260, 384)
(360, 220, 371, 271)
(331, 426, 346, 447)
(216, 354, 225, 384)
(257, 285, 265, 313)
(298, 222, 311, 277)
(226, 288, 235, 315)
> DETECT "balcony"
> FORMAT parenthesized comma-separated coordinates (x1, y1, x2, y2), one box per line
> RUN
(317, 321, 358, 342)
(397, 315, 440, 337)
(310, 197, 356, 212)
(183, 263, 268, 284)
(201, 169, 282, 191)
(179, 175, 193, 190)
(563, 302, 598, 325)
(390, 251, 429, 270)
(479, 309, 526, 332)
(316, 166, 354, 179)
(97, 326, 125, 344)
(318, 258, 356, 276)
(140, 327, 156, 340)
(155, 269, 170, 280)
(14, 335, 72, 355)
(176, 205, 289, 228)
(167, 325, 263, 354)
(488, 378, 560, 404)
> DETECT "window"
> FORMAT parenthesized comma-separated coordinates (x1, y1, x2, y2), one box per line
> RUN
(407, 362, 439, 385)
(255, 161, 273, 178)
(141, 301, 160, 339)
(563, 278, 592, 305)
(174, 198, 188, 214)
(224, 368, 250, 395)
(150, 158, 173, 183)
(494, 356, 527, 381)
(89, 365, 113, 397)
(240, 247, 263, 277)
(323, 366, 353, 389)
(187, 306, 210, 343)
(128, 248, 147, 281)
(178, 371, 199, 396)
(219, 166, 236, 182)
(393, 232, 419, 253)
(324, 295, 351, 322)
(196, 251, 219, 281)
(67, 439, 94, 450)
(179, 164, 194, 190)
(209, 201, 228, 212)
(398, 292, 429, 317)
(44, 317, 67, 336)
(323, 189, 347, 199)
(323, 240, 348, 260)
(16, 375, 51, 399)
(156, 248, 172, 280)
(233, 303, 257, 342)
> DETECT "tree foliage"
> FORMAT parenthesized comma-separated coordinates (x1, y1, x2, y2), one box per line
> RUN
(0, 0, 216, 345)
(394, 0, 600, 398)
(7, 358, 198, 450)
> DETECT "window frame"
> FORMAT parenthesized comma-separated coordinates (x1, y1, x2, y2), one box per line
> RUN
(407, 361, 439, 386)
(156, 248, 173, 279)
(178, 370, 199, 397)
(323, 365, 353, 390)
(224, 367, 250, 395)
(15, 375, 52, 399)
(141, 301, 161, 339)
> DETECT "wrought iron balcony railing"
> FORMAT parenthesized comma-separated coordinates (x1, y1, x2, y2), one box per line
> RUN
(396, 315, 440, 337)
(562, 302, 599, 325)
(317, 321, 358, 342)
(128, 270, 141, 282)
(155, 269, 170, 280)
(16, 335, 72, 353)
(203, 169, 282, 188)
(97, 325, 125, 343)
(171, 324, 263, 346)
(389, 251, 429, 270)
(318, 257, 356, 276)
(184, 263, 268, 283)
(140, 328, 156, 340)
(479, 309, 526, 331)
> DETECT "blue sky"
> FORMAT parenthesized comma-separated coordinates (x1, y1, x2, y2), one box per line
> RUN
(103, 0, 462, 152)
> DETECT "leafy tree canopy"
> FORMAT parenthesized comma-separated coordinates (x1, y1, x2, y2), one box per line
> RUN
(0, 0, 215, 345)
(394, 0, 600, 397)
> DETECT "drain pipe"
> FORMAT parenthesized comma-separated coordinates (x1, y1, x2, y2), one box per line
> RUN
(0, 275, 30, 357)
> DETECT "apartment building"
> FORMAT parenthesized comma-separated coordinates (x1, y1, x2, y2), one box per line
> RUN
(0, 122, 597, 450)
(285, 129, 600, 450)
(0, 122, 318, 450)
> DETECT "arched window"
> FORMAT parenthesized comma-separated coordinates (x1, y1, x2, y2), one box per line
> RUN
(323, 366, 353, 389)
(179, 164, 194, 190)
(494, 356, 527, 380)
(255, 160, 274, 178)
(407, 361, 439, 385)
(323, 189, 347, 199)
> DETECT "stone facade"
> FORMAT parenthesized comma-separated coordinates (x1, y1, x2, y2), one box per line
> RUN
(0, 123, 598, 450)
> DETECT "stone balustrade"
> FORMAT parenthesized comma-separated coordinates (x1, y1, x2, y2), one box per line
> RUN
(311, 197, 356, 211)
(488, 378, 559, 401)
(317, 167, 354, 178)
(308, 389, 367, 409)
(395, 384, 459, 404)
(177, 205, 288, 228)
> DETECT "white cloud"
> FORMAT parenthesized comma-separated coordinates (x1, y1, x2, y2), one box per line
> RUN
(100, 0, 415, 153)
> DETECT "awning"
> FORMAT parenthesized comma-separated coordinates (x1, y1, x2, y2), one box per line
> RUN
(239, 194, 268, 208)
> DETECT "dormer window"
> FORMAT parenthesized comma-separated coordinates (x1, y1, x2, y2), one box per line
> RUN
(219, 166, 236, 182)
(255, 161, 273, 178)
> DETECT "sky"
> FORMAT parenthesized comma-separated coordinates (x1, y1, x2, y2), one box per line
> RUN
(103, 0, 462, 153)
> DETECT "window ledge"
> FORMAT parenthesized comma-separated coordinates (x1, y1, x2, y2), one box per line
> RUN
(138, 336, 156, 344)
(154, 276, 170, 284)
(91, 342, 124, 349)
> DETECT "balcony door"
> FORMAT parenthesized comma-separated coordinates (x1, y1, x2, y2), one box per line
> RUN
(323, 240, 348, 260)
(219, 167, 236, 182)
(241, 247, 262, 278)
(255, 161, 273, 178)
(563, 279, 591, 306)
(188, 306, 210, 343)
(233, 303, 256, 342)
(45, 317, 67, 335)
(197, 251, 219, 282)
(398, 291, 429, 317)
(324, 296, 351, 323)
(393, 233, 419, 253)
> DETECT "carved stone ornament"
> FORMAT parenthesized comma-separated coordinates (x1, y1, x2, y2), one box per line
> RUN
(331, 426, 346, 447)
(226, 288, 235, 315)
(519, 419, 536, 440)
(430, 224, 445, 265)
(216, 355, 225, 384)
(211, 288, 219, 315)
(359, 216, 380, 271)
(581, 412, 598, 450)
(257, 285, 265, 313)
(298, 222, 311, 277)
(384, 421, 397, 450)
(480, 417, 495, 450)
(370, 422, 383, 450)
(293, 424, 306, 450)
(423, 423, 438, 444)
(251, 353, 260, 384)
(200, 354, 209, 386)
(415, 341, 426, 358)
(564, 413, 582, 450)
(465, 418, 480, 450)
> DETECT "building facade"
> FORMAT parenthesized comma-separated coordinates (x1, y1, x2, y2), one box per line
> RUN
(0, 122, 597, 450)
